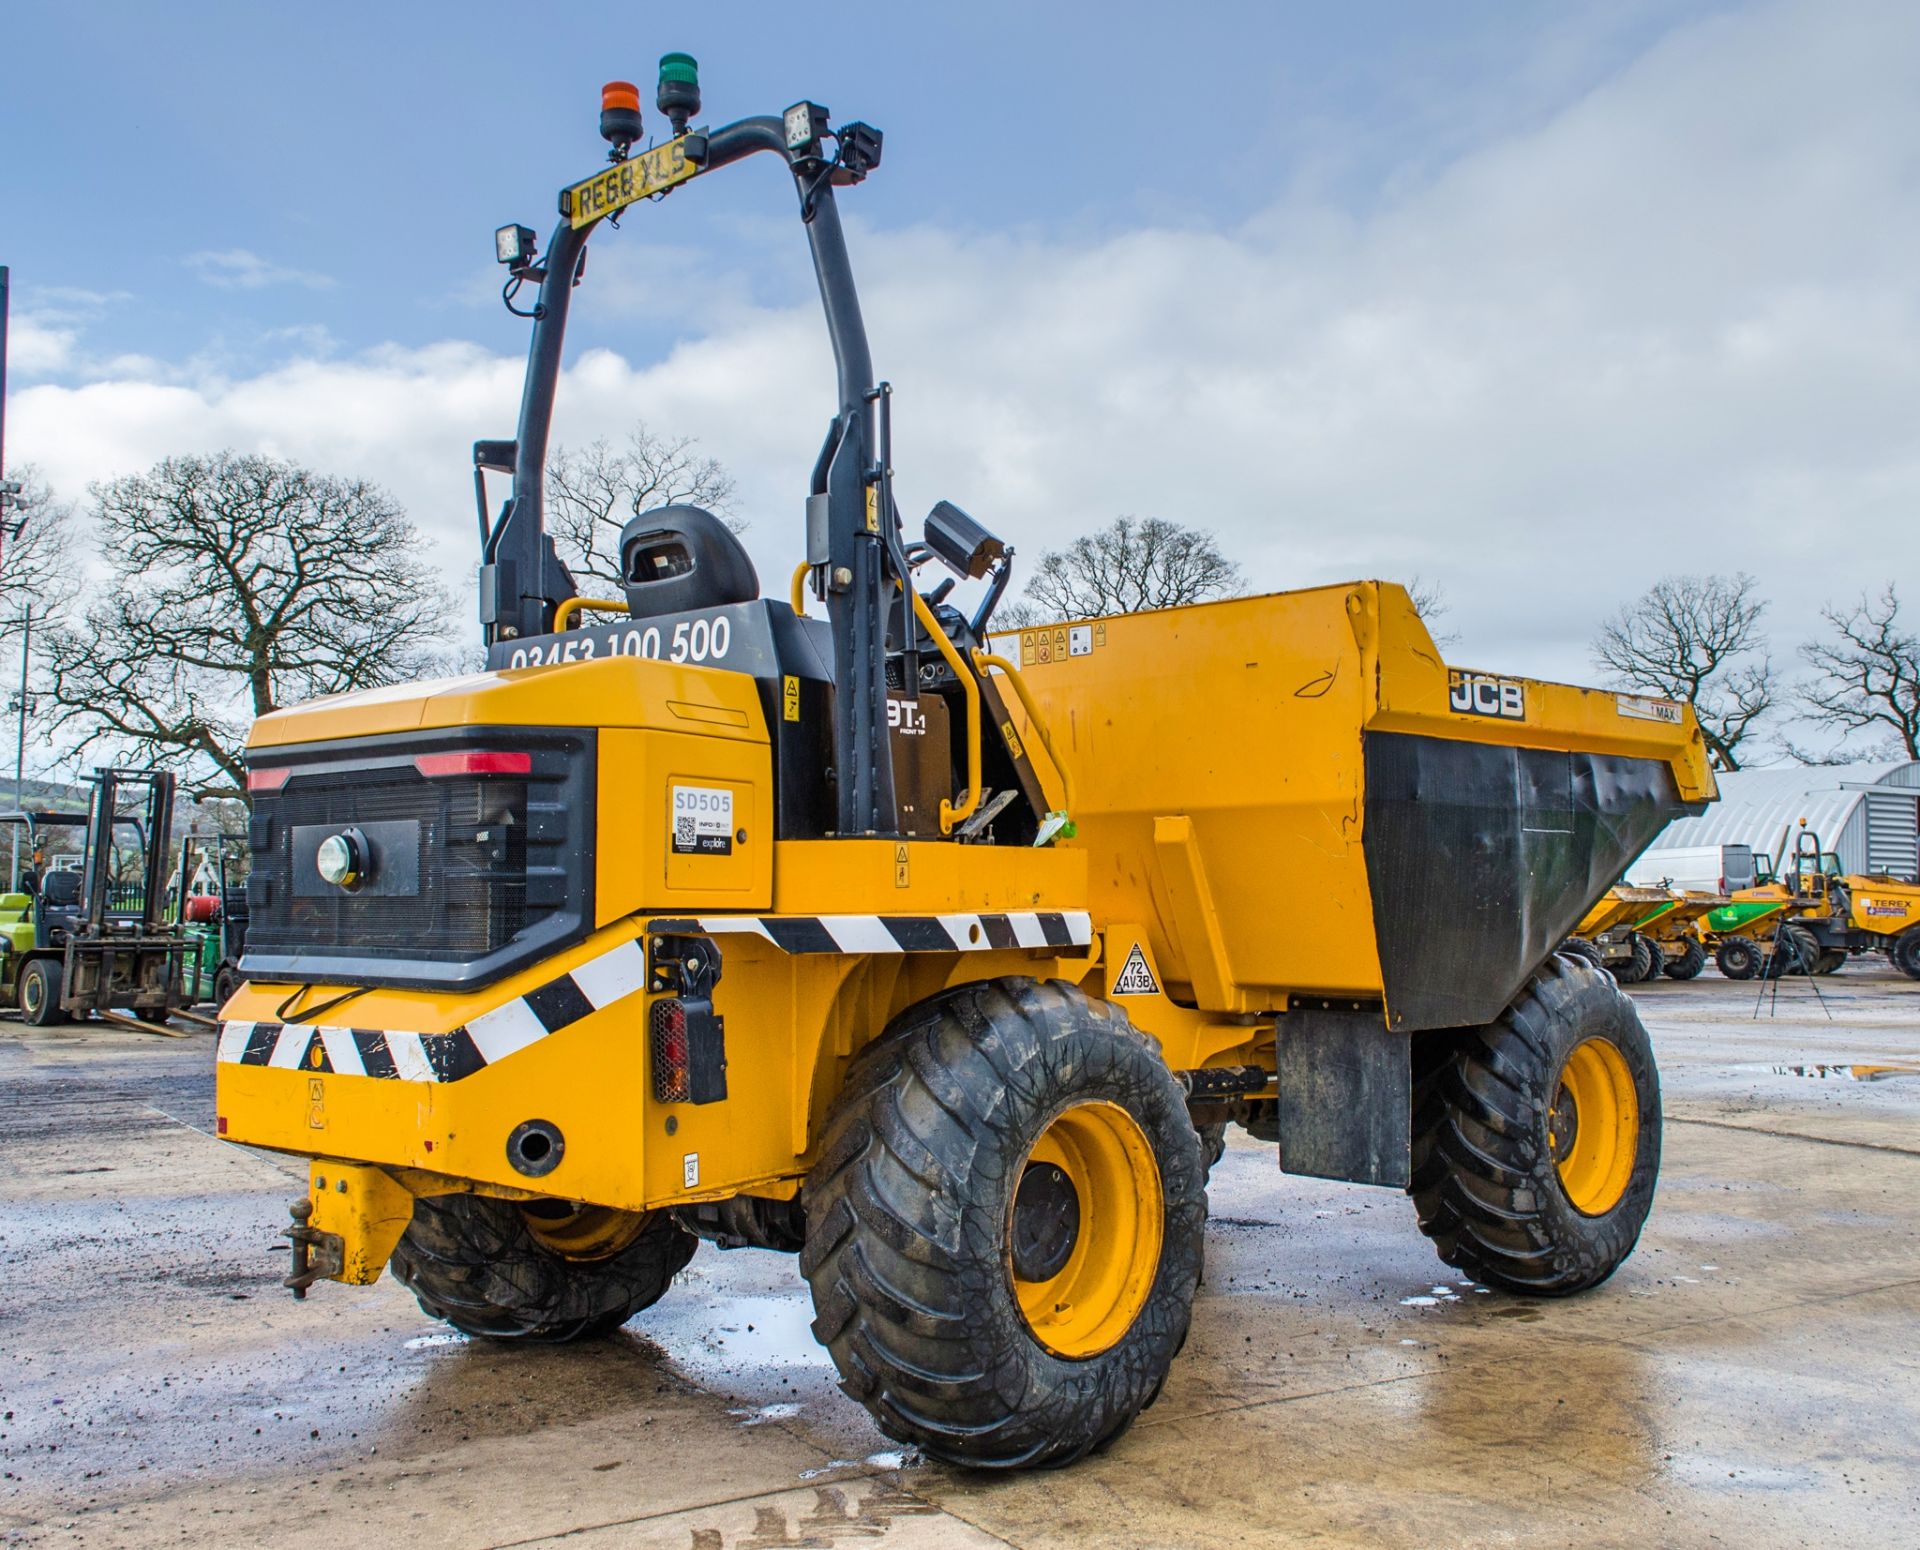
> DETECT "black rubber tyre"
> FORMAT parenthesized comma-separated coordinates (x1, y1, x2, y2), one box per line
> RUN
(1715, 938, 1760, 980)
(1762, 924, 1820, 979)
(1557, 938, 1605, 971)
(1662, 938, 1707, 980)
(1196, 1120, 1229, 1175)
(1892, 930, 1920, 981)
(18, 958, 67, 1027)
(213, 964, 242, 1009)
(1409, 954, 1661, 1296)
(390, 1194, 696, 1342)
(1638, 933, 1665, 980)
(801, 977, 1206, 1470)
(1815, 949, 1847, 975)
(1609, 934, 1653, 984)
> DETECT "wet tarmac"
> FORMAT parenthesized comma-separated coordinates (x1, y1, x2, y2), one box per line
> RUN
(2, 965, 1917, 1547)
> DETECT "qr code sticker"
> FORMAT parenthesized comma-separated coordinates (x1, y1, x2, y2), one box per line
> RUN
(675, 816, 696, 847)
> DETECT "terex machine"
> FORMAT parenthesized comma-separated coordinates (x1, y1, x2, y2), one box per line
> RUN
(1706, 824, 1920, 980)
(217, 60, 1717, 1469)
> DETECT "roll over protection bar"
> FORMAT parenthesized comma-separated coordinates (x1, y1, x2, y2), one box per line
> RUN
(478, 108, 903, 838)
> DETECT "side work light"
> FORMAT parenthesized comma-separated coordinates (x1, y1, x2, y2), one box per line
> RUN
(495, 224, 537, 268)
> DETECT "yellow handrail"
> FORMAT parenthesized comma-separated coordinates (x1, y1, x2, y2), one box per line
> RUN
(790, 560, 814, 618)
(905, 587, 981, 832)
(972, 650, 1074, 820)
(553, 596, 631, 632)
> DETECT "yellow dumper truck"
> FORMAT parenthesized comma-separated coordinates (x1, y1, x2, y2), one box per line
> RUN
(216, 59, 1718, 1469)
(1707, 826, 1920, 979)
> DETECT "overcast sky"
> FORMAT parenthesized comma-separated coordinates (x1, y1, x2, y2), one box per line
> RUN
(4, 0, 1915, 754)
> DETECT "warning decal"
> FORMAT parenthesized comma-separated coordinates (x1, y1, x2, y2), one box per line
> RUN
(1111, 943, 1160, 996)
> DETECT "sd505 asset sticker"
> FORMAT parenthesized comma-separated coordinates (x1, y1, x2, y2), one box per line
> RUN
(671, 785, 733, 855)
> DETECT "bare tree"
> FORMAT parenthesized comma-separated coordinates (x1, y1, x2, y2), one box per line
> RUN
(1591, 572, 1774, 771)
(0, 464, 79, 632)
(1796, 586, 1920, 760)
(1404, 574, 1460, 649)
(1001, 516, 1242, 627)
(43, 452, 454, 800)
(547, 425, 737, 596)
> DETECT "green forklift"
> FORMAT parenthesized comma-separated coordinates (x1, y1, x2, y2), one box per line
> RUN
(0, 769, 201, 1030)
(175, 830, 250, 1007)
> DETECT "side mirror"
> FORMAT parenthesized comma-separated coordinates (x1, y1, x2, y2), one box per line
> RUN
(924, 501, 1005, 581)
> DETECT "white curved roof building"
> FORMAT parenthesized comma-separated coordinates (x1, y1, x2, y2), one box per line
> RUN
(1643, 760, 1920, 880)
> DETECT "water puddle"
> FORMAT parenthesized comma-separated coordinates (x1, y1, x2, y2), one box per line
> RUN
(1399, 1281, 1487, 1308)
(403, 1331, 471, 1351)
(728, 1401, 804, 1426)
(799, 1449, 920, 1479)
(660, 1292, 833, 1386)
(1770, 1063, 1919, 1082)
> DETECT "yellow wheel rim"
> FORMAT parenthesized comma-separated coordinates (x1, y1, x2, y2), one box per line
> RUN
(520, 1202, 651, 1262)
(1008, 1101, 1163, 1359)
(1549, 1038, 1639, 1216)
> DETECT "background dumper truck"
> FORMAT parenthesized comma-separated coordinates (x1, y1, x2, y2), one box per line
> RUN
(215, 59, 1718, 1469)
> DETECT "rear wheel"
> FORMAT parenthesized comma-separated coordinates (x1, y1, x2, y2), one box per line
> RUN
(18, 958, 67, 1027)
(390, 1195, 696, 1342)
(1763, 924, 1820, 978)
(213, 964, 242, 1009)
(1409, 955, 1661, 1295)
(1890, 930, 1920, 980)
(1613, 934, 1655, 984)
(1815, 949, 1847, 975)
(802, 977, 1205, 1469)
(1716, 938, 1760, 980)
(1663, 938, 1707, 980)
(1637, 934, 1664, 980)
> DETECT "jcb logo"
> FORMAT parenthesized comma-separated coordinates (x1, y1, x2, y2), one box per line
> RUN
(1449, 671, 1527, 721)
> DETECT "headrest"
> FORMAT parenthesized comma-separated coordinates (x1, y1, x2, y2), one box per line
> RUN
(617, 505, 758, 621)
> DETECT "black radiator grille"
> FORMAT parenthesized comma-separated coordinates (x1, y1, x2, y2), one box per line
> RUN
(272, 771, 522, 956)
(242, 728, 595, 991)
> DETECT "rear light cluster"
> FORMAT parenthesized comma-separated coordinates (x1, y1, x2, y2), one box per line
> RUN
(413, 750, 532, 779)
(651, 998, 692, 1103)
(246, 751, 531, 791)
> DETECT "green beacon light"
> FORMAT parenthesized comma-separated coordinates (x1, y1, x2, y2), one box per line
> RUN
(657, 53, 701, 136)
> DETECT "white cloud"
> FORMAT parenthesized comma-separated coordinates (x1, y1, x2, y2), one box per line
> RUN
(12, 0, 1920, 725)
(185, 249, 335, 291)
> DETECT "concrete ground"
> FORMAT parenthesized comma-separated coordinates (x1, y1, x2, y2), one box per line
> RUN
(2, 965, 1917, 1549)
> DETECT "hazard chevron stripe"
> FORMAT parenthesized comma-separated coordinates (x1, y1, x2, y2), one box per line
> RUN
(216, 913, 1090, 1084)
(215, 933, 651, 1085)
(649, 911, 1092, 954)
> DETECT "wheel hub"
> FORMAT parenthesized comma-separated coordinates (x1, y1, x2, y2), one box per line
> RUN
(1008, 1100, 1164, 1359)
(1552, 1036, 1639, 1216)
(1548, 1083, 1578, 1166)
(1011, 1162, 1081, 1282)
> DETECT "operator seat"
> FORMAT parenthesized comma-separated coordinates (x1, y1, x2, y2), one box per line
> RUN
(618, 505, 758, 620)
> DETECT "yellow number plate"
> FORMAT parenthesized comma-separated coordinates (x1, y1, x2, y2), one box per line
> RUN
(560, 136, 699, 228)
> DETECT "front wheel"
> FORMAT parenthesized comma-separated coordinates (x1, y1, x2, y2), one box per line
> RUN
(1410, 955, 1661, 1295)
(391, 1195, 696, 1342)
(802, 977, 1205, 1469)
(18, 958, 67, 1027)
(1716, 938, 1760, 980)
